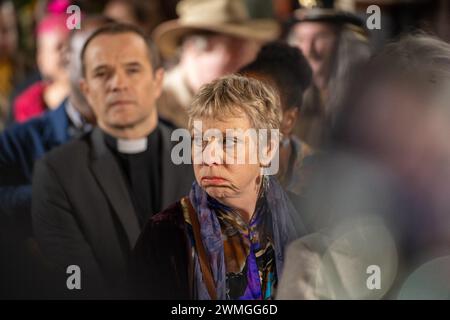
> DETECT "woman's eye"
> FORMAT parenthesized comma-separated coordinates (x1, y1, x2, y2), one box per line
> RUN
(224, 138, 239, 149)
(192, 138, 203, 147)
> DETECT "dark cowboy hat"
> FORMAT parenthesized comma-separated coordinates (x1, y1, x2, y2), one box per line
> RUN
(286, 0, 366, 32)
(291, 7, 365, 28)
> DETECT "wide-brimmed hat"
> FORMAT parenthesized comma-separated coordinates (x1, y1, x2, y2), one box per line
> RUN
(287, 0, 366, 34)
(291, 8, 365, 27)
(153, 0, 280, 59)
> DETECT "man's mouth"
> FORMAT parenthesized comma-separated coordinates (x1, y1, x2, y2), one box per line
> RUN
(108, 100, 135, 107)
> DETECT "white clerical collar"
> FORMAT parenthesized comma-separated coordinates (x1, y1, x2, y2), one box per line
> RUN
(117, 137, 148, 154)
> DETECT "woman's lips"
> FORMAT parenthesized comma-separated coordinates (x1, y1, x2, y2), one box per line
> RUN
(201, 176, 227, 185)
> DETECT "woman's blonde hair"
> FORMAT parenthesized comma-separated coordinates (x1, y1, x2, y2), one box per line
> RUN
(188, 74, 282, 131)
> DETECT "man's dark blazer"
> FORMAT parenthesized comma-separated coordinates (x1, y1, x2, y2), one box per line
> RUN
(0, 101, 70, 232)
(31, 123, 194, 297)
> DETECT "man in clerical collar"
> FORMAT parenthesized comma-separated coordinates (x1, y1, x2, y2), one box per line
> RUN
(31, 23, 194, 298)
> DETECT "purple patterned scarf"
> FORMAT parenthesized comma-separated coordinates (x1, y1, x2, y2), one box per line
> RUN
(189, 176, 305, 300)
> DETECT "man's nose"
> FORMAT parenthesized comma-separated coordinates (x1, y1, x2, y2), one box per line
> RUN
(300, 40, 313, 59)
(109, 69, 128, 91)
(211, 41, 236, 64)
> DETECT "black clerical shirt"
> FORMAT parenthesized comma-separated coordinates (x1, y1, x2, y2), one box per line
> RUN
(104, 128, 162, 227)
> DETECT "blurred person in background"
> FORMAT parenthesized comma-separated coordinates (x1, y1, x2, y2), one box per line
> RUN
(0, 15, 112, 234)
(12, 12, 70, 123)
(0, 15, 112, 298)
(277, 34, 450, 300)
(240, 41, 313, 195)
(335, 34, 450, 277)
(0, 0, 26, 131)
(153, 0, 279, 129)
(103, 0, 164, 36)
(286, 1, 370, 148)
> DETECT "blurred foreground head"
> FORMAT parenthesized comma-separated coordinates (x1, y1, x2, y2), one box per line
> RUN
(277, 34, 450, 300)
(337, 34, 450, 191)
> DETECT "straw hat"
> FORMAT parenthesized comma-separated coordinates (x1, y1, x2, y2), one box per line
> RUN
(153, 0, 280, 59)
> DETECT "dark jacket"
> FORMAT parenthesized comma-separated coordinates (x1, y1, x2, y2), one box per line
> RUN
(131, 201, 192, 299)
(0, 101, 70, 233)
(32, 123, 194, 297)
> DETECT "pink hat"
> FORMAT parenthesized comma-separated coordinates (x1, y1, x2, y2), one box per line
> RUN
(36, 14, 70, 37)
(46, 0, 71, 14)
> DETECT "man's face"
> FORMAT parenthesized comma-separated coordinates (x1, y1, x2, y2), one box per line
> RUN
(182, 34, 260, 92)
(81, 32, 163, 131)
(0, 3, 17, 59)
(289, 22, 338, 79)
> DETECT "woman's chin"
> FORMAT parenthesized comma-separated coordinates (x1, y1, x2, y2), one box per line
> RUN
(204, 186, 232, 200)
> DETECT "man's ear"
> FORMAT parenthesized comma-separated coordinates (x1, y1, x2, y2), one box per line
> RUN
(153, 67, 165, 99)
(281, 107, 298, 136)
(79, 78, 90, 102)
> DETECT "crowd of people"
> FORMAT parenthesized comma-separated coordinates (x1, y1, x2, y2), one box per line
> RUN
(1, 0, 450, 299)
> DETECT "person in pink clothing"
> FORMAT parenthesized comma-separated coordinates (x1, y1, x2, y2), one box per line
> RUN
(13, 13, 70, 123)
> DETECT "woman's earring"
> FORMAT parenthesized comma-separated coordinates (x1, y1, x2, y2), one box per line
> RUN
(262, 174, 269, 191)
(280, 136, 290, 148)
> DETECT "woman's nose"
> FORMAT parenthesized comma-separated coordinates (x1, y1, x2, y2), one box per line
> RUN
(202, 139, 224, 166)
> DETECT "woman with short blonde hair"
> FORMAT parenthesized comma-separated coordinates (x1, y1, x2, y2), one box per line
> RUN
(132, 74, 306, 300)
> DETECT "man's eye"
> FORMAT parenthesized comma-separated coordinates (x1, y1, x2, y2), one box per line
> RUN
(94, 72, 106, 78)
(127, 68, 140, 74)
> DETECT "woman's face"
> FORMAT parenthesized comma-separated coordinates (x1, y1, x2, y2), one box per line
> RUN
(36, 30, 67, 81)
(192, 111, 267, 206)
